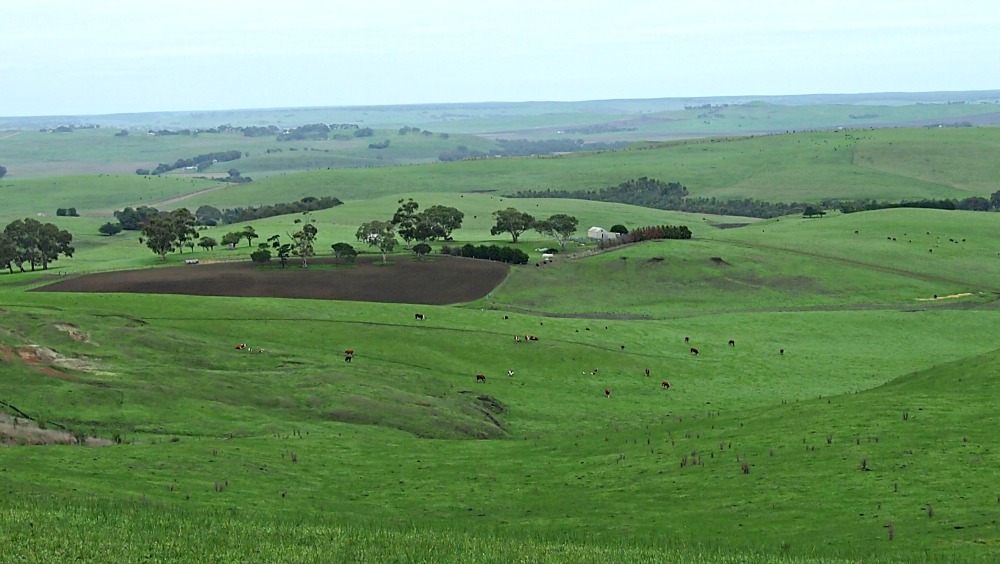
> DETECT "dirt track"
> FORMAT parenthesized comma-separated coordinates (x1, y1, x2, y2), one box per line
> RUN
(32, 255, 510, 305)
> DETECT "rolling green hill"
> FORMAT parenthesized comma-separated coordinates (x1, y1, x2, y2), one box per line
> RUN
(2, 126, 1000, 562)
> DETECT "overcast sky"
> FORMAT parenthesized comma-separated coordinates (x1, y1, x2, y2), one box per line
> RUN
(3, 0, 997, 116)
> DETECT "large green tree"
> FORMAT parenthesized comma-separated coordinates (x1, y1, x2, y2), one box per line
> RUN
(422, 205, 464, 241)
(391, 198, 420, 248)
(356, 220, 397, 264)
(490, 208, 535, 243)
(535, 213, 579, 250)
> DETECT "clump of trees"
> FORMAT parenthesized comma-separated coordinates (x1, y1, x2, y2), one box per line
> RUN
(440, 244, 529, 265)
(55, 208, 79, 217)
(138, 209, 197, 261)
(488, 208, 580, 249)
(0, 165, 7, 178)
(391, 199, 465, 247)
(617, 225, 692, 244)
(210, 196, 343, 225)
(0, 218, 74, 273)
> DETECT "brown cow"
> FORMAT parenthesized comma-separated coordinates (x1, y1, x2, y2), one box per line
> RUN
(235, 343, 246, 350)
(690, 347, 699, 355)
(476, 374, 486, 382)
(662, 381, 670, 389)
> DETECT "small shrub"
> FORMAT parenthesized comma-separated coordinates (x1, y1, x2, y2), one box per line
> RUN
(887, 522, 895, 541)
(926, 504, 934, 518)
(826, 434, 833, 445)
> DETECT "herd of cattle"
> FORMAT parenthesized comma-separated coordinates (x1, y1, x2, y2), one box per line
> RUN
(240, 311, 785, 399)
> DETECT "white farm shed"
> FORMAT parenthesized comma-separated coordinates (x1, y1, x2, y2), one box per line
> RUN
(587, 226, 617, 241)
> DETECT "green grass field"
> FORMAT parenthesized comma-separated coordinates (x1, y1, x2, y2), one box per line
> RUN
(2, 125, 1000, 562)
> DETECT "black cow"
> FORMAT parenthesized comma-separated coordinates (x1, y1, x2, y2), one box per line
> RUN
(476, 374, 486, 382)
(728, 340, 735, 347)
(415, 313, 425, 320)
(690, 347, 700, 355)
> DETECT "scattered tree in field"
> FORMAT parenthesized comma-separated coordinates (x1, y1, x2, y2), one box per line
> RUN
(198, 236, 217, 251)
(391, 198, 421, 248)
(413, 242, 432, 259)
(422, 205, 464, 241)
(356, 220, 397, 264)
(171, 208, 198, 253)
(1, 218, 74, 272)
(331, 242, 358, 264)
(491, 208, 535, 243)
(610, 224, 629, 235)
(221, 231, 243, 249)
(0, 165, 7, 178)
(534, 213, 578, 250)
(803, 206, 826, 218)
(241, 226, 259, 248)
(265, 234, 292, 268)
(290, 215, 318, 268)
(99, 222, 123, 236)
(139, 209, 196, 261)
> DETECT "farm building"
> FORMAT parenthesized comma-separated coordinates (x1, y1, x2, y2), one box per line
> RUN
(587, 226, 618, 241)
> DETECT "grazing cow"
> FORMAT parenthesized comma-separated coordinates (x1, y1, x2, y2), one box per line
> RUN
(728, 339, 735, 347)
(690, 347, 700, 355)
(235, 343, 246, 350)
(645, 368, 651, 377)
(507, 370, 514, 377)
(514, 335, 522, 342)
(344, 348, 354, 362)
(345, 355, 352, 362)
(344, 349, 354, 356)
(526, 335, 539, 341)
(662, 381, 670, 389)
(592, 369, 599, 375)
(503, 315, 509, 320)
(414, 313, 425, 320)
(620, 345, 625, 350)
(605, 388, 611, 398)
(476, 374, 486, 382)
(779, 348, 784, 355)
(684, 337, 689, 343)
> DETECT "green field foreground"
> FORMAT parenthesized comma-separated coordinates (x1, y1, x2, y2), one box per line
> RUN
(3, 128, 1000, 562)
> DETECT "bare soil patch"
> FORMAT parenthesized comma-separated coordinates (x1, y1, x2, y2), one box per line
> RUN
(31, 255, 510, 305)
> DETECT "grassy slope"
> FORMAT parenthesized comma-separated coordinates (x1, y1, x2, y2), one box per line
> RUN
(3, 131, 1000, 561)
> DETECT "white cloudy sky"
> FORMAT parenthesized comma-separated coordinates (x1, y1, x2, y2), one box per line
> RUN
(2, 0, 997, 116)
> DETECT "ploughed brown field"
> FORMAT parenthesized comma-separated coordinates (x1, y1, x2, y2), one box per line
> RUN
(32, 255, 510, 305)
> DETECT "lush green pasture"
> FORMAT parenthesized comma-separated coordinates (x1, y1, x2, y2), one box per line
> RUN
(0, 127, 497, 179)
(138, 128, 1000, 209)
(4, 129, 1000, 561)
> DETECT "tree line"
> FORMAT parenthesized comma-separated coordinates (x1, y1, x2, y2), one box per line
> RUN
(508, 177, 808, 219)
(135, 150, 243, 176)
(835, 191, 1000, 214)
(0, 218, 74, 274)
(437, 138, 629, 162)
(107, 196, 342, 233)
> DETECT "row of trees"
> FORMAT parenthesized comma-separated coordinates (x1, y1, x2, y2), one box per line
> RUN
(135, 150, 243, 176)
(836, 191, 1000, 214)
(439, 244, 529, 264)
(0, 218, 74, 273)
(508, 177, 808, 219)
